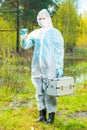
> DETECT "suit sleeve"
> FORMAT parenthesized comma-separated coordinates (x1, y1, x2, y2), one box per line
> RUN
(54, 30, 64, 69)
(20, 31, 35, 50)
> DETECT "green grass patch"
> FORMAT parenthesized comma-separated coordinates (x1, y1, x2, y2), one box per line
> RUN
(0, 83, 87, 130)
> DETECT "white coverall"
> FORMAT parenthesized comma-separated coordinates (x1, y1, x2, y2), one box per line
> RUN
(20, 9, 64, 113)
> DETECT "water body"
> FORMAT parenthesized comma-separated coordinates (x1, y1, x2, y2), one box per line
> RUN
(64, 60, 87, 83)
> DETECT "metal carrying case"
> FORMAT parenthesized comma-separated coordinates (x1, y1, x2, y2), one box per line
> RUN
(46, 76, 74, 96)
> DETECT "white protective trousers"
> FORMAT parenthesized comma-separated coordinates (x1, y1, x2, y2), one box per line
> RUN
(32, 77, 58, 113)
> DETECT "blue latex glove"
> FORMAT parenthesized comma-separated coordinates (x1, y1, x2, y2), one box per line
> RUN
(20, 28, 27, 35)
(56, 68, 63, 78)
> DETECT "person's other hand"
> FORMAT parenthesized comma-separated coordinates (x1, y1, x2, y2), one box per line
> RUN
(56, 68, 63, 78)
(20, 29, 27, 35)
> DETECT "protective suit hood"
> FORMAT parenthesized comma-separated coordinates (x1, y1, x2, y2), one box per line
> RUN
(37, 9, 53, 28)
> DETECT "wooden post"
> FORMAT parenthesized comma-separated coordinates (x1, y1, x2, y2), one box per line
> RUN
(16, 0, 20, 53)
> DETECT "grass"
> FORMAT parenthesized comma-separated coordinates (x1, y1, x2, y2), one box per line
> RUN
(0, 49, 87, 130)
(0, 82, 87, 130)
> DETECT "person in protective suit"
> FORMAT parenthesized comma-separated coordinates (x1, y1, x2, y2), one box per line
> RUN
(20, 9, 64, 124)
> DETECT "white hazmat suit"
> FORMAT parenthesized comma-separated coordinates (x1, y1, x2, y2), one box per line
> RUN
(20, 9, 64, 124)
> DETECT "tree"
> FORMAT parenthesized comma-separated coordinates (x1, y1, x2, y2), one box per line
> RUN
(76, 12, 87, 47)
(52, 0, 78, 52)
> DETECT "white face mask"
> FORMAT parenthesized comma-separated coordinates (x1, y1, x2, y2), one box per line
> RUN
(39, 19, 50, 28)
